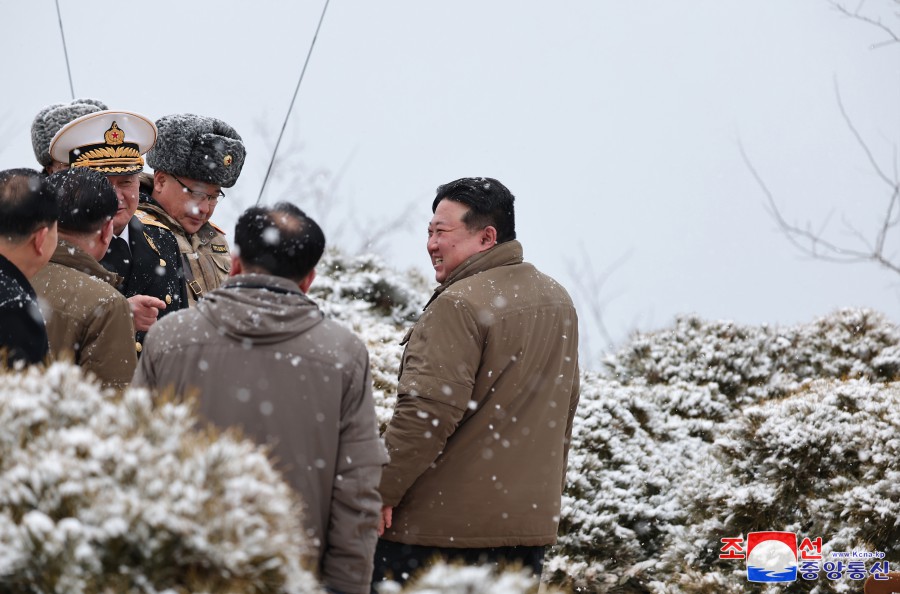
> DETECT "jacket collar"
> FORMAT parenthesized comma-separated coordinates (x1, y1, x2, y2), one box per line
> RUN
(222, 273, 306, 296)
(139, 196, 182, 234)
(140, 195, 221, 240)
(51, 240, 121, 287)
(0, 253, 36, 298)
(424, 240, 524, 309)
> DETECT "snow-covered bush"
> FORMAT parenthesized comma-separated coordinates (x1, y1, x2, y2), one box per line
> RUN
(312, 248, 431, 326)
(605, 309, 900, 404)
(549, 375, 717, 591)
(649, 378, 900, 594)
(0, 362, 320, 594)
(311, 249, 431, 429)
(549, 310, 900, 592)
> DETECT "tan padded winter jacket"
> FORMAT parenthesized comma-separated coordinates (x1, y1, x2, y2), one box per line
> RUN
(379, 240, 581, 548)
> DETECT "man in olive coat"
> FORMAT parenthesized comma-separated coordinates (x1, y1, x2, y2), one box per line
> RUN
(374, 177, 581, 586)
(32, 168, 136, 390)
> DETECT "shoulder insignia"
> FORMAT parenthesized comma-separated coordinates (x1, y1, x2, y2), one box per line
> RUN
(143, 232, 161, 256)
(209, 221, 227, 235)
(135, 209, 171, 231)
(211, 244, 228, 253)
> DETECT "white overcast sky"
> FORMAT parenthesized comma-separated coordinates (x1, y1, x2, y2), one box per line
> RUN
(2, 1, 899, 363)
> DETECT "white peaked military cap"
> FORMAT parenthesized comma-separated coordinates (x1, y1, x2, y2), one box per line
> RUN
(50, 110, 157, 175)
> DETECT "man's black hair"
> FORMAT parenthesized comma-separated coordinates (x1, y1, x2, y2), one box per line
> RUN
(0, 168, 59, 241)
(234, 202, 325, 281)
(46, 168, 117, 233)
(432, 177, 516, 243)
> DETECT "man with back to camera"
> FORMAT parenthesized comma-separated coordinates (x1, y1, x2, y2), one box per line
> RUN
(139, 113, 246, 306)
(48, 109, 187, 350)
(32, 168, 137, 390)
(373, 177, 581, 585)
(0, 169, 59, 367)
(133, 203, 387, 594)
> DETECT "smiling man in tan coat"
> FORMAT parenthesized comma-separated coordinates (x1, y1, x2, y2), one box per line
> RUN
(373, 177, 581, 586)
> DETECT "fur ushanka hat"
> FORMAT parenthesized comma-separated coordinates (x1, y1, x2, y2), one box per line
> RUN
(147, 114, 246, 188)
(31, 98, 108, 167)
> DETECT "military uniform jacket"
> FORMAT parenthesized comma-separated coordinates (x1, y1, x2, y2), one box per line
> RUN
(0, 253, 49, 366)
(32, 241, 137, 391)
(138, 197, 231, 307)
(100, 212, 188, 345)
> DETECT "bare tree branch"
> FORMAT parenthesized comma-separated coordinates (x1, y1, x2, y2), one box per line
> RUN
(742, 0, 900, 279)
(250, 117, 417, 257)
(565, 245, 633, 361)
(829, 0, 900, 47)
(740, 136, 900, 275)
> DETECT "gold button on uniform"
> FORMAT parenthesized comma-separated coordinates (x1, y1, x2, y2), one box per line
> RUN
(135, 342, 142, 353)
(165, 294, 172, 305)
(159, 258, 166, 267)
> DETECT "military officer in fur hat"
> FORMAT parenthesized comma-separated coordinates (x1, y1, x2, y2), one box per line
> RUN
(31, 98, 108, 175)
(139, 114, 245, 305)
(50, 110, 188, 350)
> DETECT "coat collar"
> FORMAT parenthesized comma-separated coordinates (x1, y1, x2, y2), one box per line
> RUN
(0, 253, 36, 298)
(139, 195, 223, 241)
(424, 240, 524, 309)
(50, 240, 121, 287)
(222, 273, 305, 297)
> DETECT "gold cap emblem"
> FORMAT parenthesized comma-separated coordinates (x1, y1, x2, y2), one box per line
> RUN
(223, 154, 233, 167)
(104, 122, 125, 145)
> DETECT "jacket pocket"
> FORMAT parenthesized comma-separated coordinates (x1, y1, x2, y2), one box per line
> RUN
(211, 251, 231, 274)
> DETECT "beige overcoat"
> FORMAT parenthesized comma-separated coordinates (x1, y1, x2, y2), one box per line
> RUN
(33, 240, 137, 390)
(379, 240, 581, 548)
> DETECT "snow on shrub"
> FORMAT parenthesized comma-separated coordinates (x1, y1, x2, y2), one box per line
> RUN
(312, 248, 432, 429)
(605, 309, 900, 403)
(644, 377, 900, 593)
(0, 362, 320, 594)
(532, 309, 900, 591)
(548, 375, 716, 591)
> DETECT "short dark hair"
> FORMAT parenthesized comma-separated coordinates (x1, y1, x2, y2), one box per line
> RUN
(0, 168, 59, 242)
(234, 202, 325, 281)
(46, 168, 118, 234)
(432, 177, 516, 243)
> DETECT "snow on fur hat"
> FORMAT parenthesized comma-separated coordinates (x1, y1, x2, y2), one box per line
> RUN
(147, 114, 246, 188)
(31, 98, 108, 167)
(50, 110, 157, 176)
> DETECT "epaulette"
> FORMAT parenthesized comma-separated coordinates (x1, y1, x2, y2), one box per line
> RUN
(135, 209, 172, 231)
(209, 221, 227, 235)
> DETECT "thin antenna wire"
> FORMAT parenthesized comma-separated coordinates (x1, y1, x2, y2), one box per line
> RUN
(54, 0, 76, 99)
(256, 0, 330, 205)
